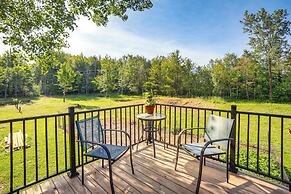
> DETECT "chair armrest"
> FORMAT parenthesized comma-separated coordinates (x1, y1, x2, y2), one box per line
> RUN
(79, 140, 112, 160)
(201, 138, 234, 155)
(102, 129, 132, 146)
(177, 127, 205, 145)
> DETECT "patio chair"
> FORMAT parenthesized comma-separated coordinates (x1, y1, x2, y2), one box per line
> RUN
(76, 115, 134, 194)
(175, 114, 234, 194)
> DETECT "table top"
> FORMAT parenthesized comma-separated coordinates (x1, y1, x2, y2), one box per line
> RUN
(136, 113, 166, 121)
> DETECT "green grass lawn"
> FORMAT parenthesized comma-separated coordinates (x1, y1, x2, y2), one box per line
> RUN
(0, 94, 290, 193)
(0, 95, 290, 120)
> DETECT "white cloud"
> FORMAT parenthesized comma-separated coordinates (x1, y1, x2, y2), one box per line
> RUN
(0, 18, 223, 65)
(64, 18, 223, 65)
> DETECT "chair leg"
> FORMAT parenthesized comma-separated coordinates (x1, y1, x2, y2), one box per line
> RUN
(226, 151, 229, 183)
(108, 160, 115, 194)
(163, 137, 166, 149)
(203, 157, 206, 166)
(136, 130, 144, 151)
(129, 146, 135, 174)
(147, 130, 150, 145)
(175, 145, 180, 170)
(196, 155, 204, 194)
(102, 159, 104, 168)
(152, 131, 156, 158)
(81, 152, 84, 185)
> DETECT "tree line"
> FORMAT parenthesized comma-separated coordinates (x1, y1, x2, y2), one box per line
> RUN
(0, 49, 290, 102)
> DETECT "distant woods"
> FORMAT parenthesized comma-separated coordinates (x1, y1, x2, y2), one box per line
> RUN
(0, 8, 290, 102)
(0, 49, 289, 102)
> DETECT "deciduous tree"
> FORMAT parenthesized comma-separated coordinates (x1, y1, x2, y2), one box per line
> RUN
(0, 0, 153, 59)
(241, 8, 291, 100)
(57, 62, 76, 102)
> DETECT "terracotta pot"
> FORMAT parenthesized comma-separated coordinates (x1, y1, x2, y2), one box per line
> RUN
(145, 105, 155, 114)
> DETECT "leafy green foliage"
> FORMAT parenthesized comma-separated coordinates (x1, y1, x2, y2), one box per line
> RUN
(0, 52, 36, 98)
(0, 0, 153, 58)
(0, 48, 290, 102)
(57, 62, 77, 102)
(145, 95, 156, 106)
(210, 51, 290, 101)
(93, 56, 119, 96)
(241, 8, 291, 100)
(238, 148, 281, 183)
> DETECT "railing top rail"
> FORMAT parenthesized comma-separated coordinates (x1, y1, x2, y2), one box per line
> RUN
(75, 103, 144, 114)
(0, 112, 69, 124)
(156, 103, 231, 112)
(1, 102, 290, 124)
(237, 110, 291, 118)
(0, 103, 145, 124)
(157, 103, 291, 118)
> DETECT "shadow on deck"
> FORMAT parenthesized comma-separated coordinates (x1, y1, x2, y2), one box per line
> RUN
(22, 143, 288, 194)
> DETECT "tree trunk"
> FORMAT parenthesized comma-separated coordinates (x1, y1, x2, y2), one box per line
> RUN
(63, 90, 66, 102)
(245, 79, 249, 100)
(14, 80, 18, 97)
(268, 63, 273, 100)
(236, 85, 239, 99)
(229, 86, 232, 98)
(4, 82, 8, 99)
(86, 71, 89, 94)
(41, 77, 47, 95)
(4, 76, 8, 98)
(253, 84, 256, 100)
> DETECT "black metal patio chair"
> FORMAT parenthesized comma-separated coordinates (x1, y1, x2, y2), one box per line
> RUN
(76, 115, 134, 194)
(175, 114, 234, 194)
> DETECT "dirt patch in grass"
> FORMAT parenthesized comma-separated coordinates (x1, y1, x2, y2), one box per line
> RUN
(122, 99, 144, 105)
(116, 99, 131, 102)
(124, 97, 217, 109)
(157, 97, 216, 109)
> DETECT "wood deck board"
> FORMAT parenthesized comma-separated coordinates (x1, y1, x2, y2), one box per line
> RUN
(39, 179, 58, 194)
(116, 160, 173, 194)
(76, 169, 107, 194)
(119, 159, 192, 194)
(96, 164, 141, 194)
(23, 143, 289, 194)
(51, 175, 74, 194)
(63, 173, 91, 194)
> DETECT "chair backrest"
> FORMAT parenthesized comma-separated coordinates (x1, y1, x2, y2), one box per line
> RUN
(76, 115, 104, 151)
(204, 114, 234, 149)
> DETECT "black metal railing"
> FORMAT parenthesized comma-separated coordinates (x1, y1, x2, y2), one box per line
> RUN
(0, 112, 70, 193)
(0, 104, 145, 193)
(155, 103, 291, 190)
(0, 103, 290, 193)
(234, 110, 291, 187)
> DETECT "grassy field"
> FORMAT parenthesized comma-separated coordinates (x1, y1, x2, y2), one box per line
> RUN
(0, 95, 290, 120)
(0, 94, 290, 193)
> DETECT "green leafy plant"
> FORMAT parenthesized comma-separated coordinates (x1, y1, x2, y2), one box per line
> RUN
(145, 95, 156, 106)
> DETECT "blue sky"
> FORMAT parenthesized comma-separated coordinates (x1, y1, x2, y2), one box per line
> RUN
(1, 0, 291, 65)
(65, 0, 291, 65)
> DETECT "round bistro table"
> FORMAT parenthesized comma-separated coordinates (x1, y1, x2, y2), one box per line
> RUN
(136, 113, 166, 158)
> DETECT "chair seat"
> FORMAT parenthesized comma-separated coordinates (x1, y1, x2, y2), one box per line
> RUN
(85, 144, 128, 160)
(182, 143, 225, 156)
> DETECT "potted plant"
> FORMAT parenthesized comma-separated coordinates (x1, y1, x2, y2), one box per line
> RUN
(145, 95, 156, 114)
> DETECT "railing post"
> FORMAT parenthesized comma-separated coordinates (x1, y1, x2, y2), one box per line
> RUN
(68, 106, 79, 178)
(230, 105, 238, 173)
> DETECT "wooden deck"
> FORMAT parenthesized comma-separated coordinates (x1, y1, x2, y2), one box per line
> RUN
(22, 143, 288, 194)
